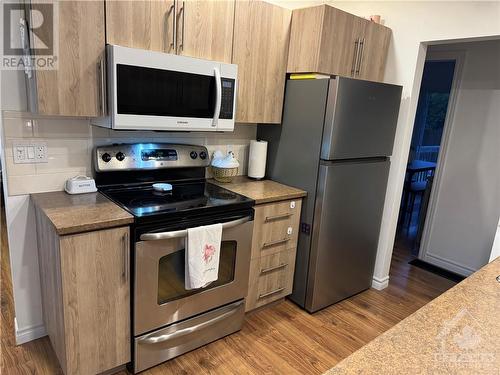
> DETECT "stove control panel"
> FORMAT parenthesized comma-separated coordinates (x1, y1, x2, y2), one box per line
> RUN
(95, 143, 210, 172)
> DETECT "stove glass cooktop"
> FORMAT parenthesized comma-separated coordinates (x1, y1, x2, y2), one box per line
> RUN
(100, 181, 253, 218)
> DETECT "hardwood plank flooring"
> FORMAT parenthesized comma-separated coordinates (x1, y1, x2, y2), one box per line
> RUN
(0, 205, 456, 375)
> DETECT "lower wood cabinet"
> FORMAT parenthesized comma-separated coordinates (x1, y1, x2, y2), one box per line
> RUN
(35, 211, 130, 375)
(246, 198, 302, 311)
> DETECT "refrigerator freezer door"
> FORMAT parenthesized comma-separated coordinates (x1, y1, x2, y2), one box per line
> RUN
(321, 77, 402, 160)
(305, 159, 390, 312)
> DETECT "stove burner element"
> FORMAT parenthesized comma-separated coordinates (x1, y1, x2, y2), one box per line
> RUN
(152, 183, 173, 193)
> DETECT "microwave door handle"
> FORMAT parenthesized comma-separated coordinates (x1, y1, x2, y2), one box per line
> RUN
(212, 67, 222, 127)
(139, 215, 251, 241)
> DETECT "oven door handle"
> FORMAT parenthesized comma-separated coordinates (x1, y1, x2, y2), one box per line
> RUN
(137, 300, 244, 345)
(139, 215, 252, 241)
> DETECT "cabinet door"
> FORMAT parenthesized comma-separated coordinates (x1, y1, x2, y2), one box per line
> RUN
(33, 1, 104, 116)
(286, 5, 324, 73)
(357, 22, 391, 82)
(176, 0, 234, 62)
(317, 6, 364, 77)
(60, 227, 130, 375)
(287, 5, 363, 77)
(233, 1, 291, 124)
(106, 0, 176, 53)
(341, 16, 366, 78)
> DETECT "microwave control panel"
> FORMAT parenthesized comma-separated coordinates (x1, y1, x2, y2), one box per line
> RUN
(220, 78, 235, 119)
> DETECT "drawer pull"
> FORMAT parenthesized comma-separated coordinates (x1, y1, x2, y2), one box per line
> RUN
(265, 213, 292, 222)
(260, 263, 288, 275)
(258, 287, 285, 300)
(262, 238, 290, 248)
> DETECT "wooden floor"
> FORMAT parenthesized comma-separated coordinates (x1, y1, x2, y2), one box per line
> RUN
(0, 206, 456, 375)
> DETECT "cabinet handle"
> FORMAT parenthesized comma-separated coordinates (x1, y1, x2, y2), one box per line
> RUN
(265, 213, 292, 222)
(19, 18, 32, 79)
(97, 54, 106, 115)
(355, 38, 365, 76)
(260, 263, 288, 275)
(167, 2, 175, 52)
(351, 38, 359, 76)
(262, 238, 290, 248)
(122, 232, 129, 283)
(258, 287, 285, 300)
(177, 1, 185, 53)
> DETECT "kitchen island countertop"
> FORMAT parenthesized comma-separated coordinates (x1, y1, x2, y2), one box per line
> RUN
(210, 176, 306, 204)
(326, 256, 500, 374)
(31, 191, 134, 235)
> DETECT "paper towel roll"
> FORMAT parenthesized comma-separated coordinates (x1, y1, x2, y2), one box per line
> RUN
(248, 140, 268, 179)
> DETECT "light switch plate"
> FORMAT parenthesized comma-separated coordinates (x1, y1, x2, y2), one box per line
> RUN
(13, 142, 48, 164)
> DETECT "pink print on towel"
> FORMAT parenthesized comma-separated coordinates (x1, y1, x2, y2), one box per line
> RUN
(203, 244, 216, 263)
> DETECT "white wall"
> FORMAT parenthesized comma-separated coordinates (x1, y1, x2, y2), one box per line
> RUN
(420, 40, 500, 275)
(276, 0, 500, 288)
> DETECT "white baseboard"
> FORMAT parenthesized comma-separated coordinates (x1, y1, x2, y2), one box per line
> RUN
(371, 275, 389, 290)
(423, 252, 474, 277)
(15, 319, 47, 345)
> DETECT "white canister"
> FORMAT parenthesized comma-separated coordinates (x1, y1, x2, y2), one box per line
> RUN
(248, 140, 268, 179)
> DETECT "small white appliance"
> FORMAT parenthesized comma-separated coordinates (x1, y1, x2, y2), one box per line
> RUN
(65, 175, 97, 194)
(92, 45, 237, 132)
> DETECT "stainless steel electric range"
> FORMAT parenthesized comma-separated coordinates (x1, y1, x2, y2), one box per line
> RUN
(94, 143, 254, 373)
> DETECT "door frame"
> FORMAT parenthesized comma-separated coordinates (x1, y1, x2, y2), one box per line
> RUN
(417, 50, 466, 268)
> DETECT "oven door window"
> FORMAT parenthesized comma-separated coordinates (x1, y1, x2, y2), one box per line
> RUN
(116, 64, 215, 118)
(157, 240, 236, 305)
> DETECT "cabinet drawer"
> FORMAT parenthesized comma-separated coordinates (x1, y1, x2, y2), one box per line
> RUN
(251, 200, 301, 259)
(246, 249, 296, 311)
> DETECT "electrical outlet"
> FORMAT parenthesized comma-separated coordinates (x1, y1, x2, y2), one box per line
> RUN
(13, 142, 47, 164)
(14, 146, 27, 163)
(35, 144, 47, 162)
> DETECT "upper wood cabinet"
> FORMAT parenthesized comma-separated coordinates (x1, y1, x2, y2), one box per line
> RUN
(26, 1, 105, 116)
(357, 21, 392, 81)
(106, 0, 176, 53)
(176, 0, 234, 62)
(106, 0, 234, 62)
(287, 4, 391, 82)
(232, 1, 292, 124)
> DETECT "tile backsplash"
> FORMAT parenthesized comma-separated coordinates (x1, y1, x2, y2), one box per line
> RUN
(2, 111, 256, 196)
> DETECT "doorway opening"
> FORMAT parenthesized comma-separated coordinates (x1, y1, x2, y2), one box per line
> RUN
(396, 57, 457, 256)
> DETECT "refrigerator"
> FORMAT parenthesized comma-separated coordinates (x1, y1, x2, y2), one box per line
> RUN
(258, 77, 402, 313)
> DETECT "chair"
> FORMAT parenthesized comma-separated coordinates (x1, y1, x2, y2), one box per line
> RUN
(405, 170, 434, 232)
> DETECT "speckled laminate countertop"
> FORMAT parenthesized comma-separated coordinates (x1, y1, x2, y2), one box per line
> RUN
(31, 191, 134, 235)
(210, 176, 306, 204)
(326, 257, 500, 375)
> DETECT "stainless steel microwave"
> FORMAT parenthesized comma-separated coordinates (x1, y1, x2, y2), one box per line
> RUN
(92, 45, 237, 132)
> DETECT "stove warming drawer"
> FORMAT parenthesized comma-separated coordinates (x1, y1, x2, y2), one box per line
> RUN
(134, 299, 245, 373)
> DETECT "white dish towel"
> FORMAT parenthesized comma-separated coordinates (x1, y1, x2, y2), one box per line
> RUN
(185, 223, 223, 290)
